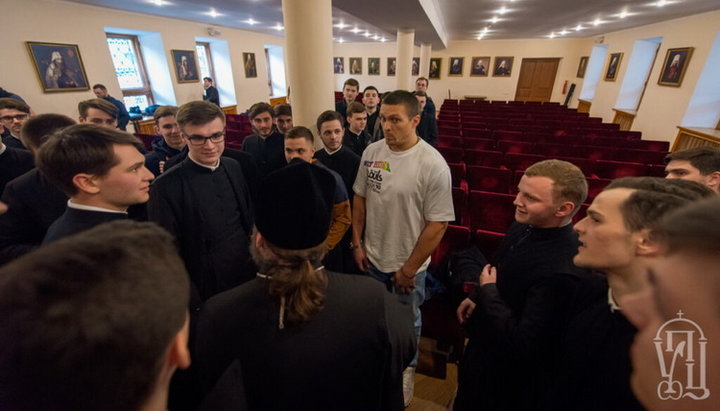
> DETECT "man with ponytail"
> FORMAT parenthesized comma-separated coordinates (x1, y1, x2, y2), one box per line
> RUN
(196, 159, 416, 410)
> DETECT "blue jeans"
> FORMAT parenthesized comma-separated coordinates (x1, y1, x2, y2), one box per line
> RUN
(367, 264, 426, 367)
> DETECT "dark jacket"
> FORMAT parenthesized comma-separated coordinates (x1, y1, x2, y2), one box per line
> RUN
(1, 136, 26, 150)
(144, 137, 184, 176)
(196, 272, 416, 411)
(204, 86, 220, 105)
(103, 95, 130, 131)
(0, 145, 33, 196)
(343, 128, 373, 157)
(416, 112, 438, 146)
(43, 207, 127, 244)
(241, 131, 286, 179)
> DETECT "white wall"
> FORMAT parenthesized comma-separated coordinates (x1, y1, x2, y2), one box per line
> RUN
(1, 0, 284, 120)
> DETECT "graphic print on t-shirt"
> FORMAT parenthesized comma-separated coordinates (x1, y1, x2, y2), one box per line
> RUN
(364, 160, 391, 193)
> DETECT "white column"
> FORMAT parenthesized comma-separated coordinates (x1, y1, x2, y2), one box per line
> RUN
(419, 43, 432, 78)
(282, 0, 334, 136)
(395, 28, 415, 91)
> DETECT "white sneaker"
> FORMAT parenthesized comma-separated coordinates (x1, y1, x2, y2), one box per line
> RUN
(403, 366, 416, 407)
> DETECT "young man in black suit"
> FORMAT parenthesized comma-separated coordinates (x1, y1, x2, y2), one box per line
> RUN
(37, 124, 153, 243)
(241, 102, 286, 178)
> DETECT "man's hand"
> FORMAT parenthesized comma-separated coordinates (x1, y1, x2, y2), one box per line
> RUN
(0, 201, 7, 215)
(479, 264, 497, 286)
(353, 247, 369, 272)
(457, 298, 477, 324)
(393, 268, 415, 294)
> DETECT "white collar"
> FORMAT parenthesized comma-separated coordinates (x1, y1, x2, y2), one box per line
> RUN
(189, 155, 220, 171)
(324, 145, 342, 155)
(608, 287, 621, 312)
(0, 143, 6, 155)
(68, 200, 127, 214)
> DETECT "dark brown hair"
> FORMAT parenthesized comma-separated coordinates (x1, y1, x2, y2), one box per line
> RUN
(343, 78, 359, 90)
(658, 197, 720, 255)
(0, 220, 189, 411)
(248, 102, 274, 120)
(316, 110, 344, 131)
(381, 90, 420, 118)
(285, 126, 314, 144)
(78, 98, 118, 119)
(36, 124, 143, 196)
(176, 100, 225, 130)
(152, 105, 178, 123)
(273, 103, 292, 118)
(0, 98, 30, 114)
(347, 101, 366, 117)
(664, 148, 720, 176)
(20, 113, 75, 153)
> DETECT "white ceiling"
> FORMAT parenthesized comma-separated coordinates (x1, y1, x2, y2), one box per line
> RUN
(65, 0, 720, 49)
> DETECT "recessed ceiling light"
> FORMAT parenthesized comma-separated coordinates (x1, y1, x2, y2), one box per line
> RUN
(497, 6, 508, 15)
(656, 0, 667, 6)
(338, 38, 345, 43)
(244, 18, 258, 25)
(549, 32, 556, 39)
(593, 18, 602, 26)
(477, 34, 485, 40)
(149, 0, 169, 6)
(559, 29, 568, 35)
(575, 24, 584, 31)
(350, 27, 360, 34)
(483, 27, 489, 33)
(491, 16, 499, 24)
(334, 22, 348, 29)
(364, 31, 372, 38)
(205, 8, 222, 18)
(373, 35, 379, 40)
(273, 23, 284, 31)
(380, 37, 386, 42)
(619, 10, 629, 18)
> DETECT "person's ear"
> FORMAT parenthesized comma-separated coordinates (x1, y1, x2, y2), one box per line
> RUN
(706, 171, 720, 191)
(167, 314, 191, 370)
(555, 201, 575, 218)
(154, 124, 160, 135)
(635, 228, 661, 257)
(72, 173, 101, 195)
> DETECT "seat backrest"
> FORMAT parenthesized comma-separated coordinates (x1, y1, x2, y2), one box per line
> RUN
(468, 190, 516, 233)
(466, 165, 513, 194)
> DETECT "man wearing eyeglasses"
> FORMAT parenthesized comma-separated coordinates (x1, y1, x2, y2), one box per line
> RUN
(0, 98, 31, 150)
(148, 100, 254, 305)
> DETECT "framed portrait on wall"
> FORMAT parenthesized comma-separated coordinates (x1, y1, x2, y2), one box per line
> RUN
(334, 57, 344, 74)
(368, 57, 380, 75)
(243, 52, 257, 78)
(448, 57, 464, 76)
(412, 57, 420, 76)
(429, 58, 442, 79)
(604, 52, 623, 81)
(577, 56, 589, 78)
(470, 56, 490, 76)
(493, 57, 514, 77)
(657, 47, 693, 87)
(387, 57, 396, 76)
(349, 57, 362, 75)
(171, 50, 199, 83)
(26, 41, 89, 92)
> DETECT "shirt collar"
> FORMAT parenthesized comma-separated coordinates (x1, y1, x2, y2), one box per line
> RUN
(608, 287, 621, 312)
(0, 143, 6, 155)
(188, 155, 220, 171)
(68, 200, 127, 214)
(324, 145, 342, 155)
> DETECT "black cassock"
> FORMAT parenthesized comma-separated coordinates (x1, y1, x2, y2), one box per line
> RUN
(196, 271, 417, 411)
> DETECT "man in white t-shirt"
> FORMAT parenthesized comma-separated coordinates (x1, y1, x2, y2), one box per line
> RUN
(351, 90, 454, 407)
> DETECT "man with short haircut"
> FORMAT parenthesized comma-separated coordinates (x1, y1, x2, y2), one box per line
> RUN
(542, 177, 714, 410)
(335, 78, 359, 120)
(353, 90, 454, 406)
(149, 100, 254, 306)
(36, 124, 153, 243)
(93, 84, 130, 130)
(78, 98, 119, 129)
(415, 77, 436, 118)
(0, 220, 190, 411)
(664, 147, 720, 193)
(414, 91, 437, 146)
(202, 77, 220, 106)
(454, 160, 593, 411)
(242, 102, 286, 178)
(0, 115, 76, 263)
(362, 86, 383, 141)
(196, 160, 415, 410)
(622, 197, 720, 411)
(144, 106, 186, 176)
(0, 98, 31, 150)
(343, 101, 372, 157)
(273, 103, 293, 135)
(284, 126, 351, 257)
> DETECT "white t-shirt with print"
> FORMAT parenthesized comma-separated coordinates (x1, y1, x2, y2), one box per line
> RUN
(353, 138, 454, 273)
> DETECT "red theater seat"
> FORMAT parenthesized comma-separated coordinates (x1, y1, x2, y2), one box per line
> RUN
(464, 150, 504, 167)
(586, 177, 612, 202)
(438, 147, 464, 163)
(466, 165, 513, 193)
(596, 160, 649, 179)
(437, 136, 463, 148)
(448, 162, 466, 188)
(469, 190, 516, 234)
(462, 138, 496, 151)
(502, 153, 545, 171)
(452, 188, 469, 226)
(613, 149, 667, 165)
(473, 230, 506, 261)
(429, 225, 471, 273)
(497, 140, 535, 154)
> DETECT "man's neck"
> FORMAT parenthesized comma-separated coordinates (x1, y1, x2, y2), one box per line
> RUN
(69, 197, 128, 213)
(324, 145, 342, 155)
(605, 260, 650, 303)
(344, 98, 354, 105)
(349, 127, 363, 136)
(389, 135, 420, 152)
(366, 106, 377, 115)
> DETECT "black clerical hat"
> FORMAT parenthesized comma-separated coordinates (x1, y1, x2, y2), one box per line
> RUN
(255, 159, 336, 250)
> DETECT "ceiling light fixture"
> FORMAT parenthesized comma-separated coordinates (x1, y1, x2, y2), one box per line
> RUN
(373, 35, 379, 40)
(477, 34, 485, 40)
(338, 38, 345, 43)
(656, 0, 667, 7)
(497, 6, 508, 14)
(575, 24, 584, 31)
(350, 27, 360, 34)
(559, 29, 568, 35)
(491, 15, 499, 24)
(483, 27, 489, 33)
(205, 8, 222, 18)
(380, 37, 386, 42)
(593, 18, 602, 26)
(334, 22, 348, 29)
(619, 10, 629, 18)
(364, 31, 372, 37)
(244, 18, 258, 25)
(274, 23, 284, 31)
(549, 32, 556, 39)
(150, 0, 168, 6)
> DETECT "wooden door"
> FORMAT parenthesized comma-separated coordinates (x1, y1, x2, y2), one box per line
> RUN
(514, 58, 560, 102)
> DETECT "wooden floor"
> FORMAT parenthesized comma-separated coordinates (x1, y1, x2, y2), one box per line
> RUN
(408, 337, 459, 410)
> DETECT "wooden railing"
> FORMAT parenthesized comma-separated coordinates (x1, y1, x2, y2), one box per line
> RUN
(612, 108, 636, 131)
(672, 127, 720, 151)
(577, 99, 591, 114)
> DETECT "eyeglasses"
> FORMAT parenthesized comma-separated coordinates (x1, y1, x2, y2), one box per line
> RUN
(0, 114, 29, 122)
(185, 132, 225, 146)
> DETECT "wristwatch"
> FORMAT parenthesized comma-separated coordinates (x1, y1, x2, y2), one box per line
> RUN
(349, 242, 363, 250)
